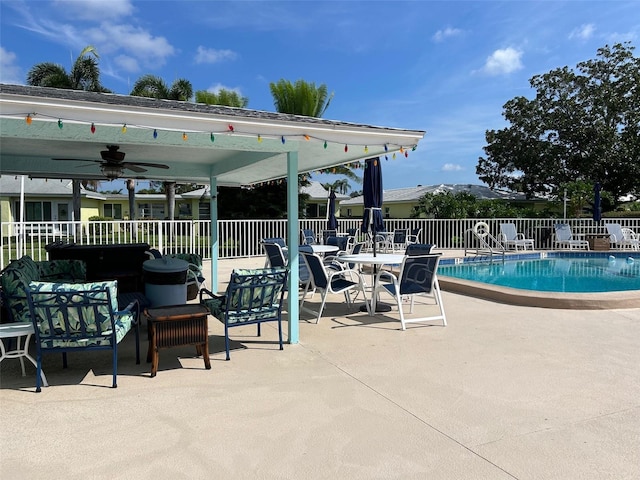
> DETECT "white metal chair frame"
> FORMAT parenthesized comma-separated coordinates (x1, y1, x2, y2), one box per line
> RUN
(372, 254, 447, 331)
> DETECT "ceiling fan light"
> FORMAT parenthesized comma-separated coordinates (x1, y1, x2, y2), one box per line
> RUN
(101, 164, 123, 179)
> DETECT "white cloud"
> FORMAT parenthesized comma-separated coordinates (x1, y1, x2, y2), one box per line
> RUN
(194, 46, 237, 64)
(114, 54, 139, 73)
(0, 47, 23, 84)
(85, 23, 176, 68)
(53, 0, 134, 21)
(442, 163, 464, 172)
(569, 23, 595, 40)
(432, 27, 462, 42)
(481, 47, 523, 75)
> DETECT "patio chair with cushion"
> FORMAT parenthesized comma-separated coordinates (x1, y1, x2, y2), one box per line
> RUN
(372, 254, 447, 331)
(499, 223, 535, 251)
(390, 229, 409, 252)
(300, 251, 369, 323)
(199, 268, 288, 360)
(553, 224, 590, 250)
(26, 280, 141, 392)
(606, 223, 640, 250)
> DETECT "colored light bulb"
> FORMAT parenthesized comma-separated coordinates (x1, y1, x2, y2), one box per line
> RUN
(228, 124, 234, 132)
(58, 119, 63, 129)
(323, 141, 327, 149)
(210, 133, 215, 142)
(90, 123, 96, 134)
(257, 135, 262, 143)
(122, 124, 127, 133)
(281, 136, 285, 144)
(153, 129, 158, 139)
(26, 114, 32, 125)
(344, 144, 348, 152)
(364, 145, 368, 153)
(182, 132, 188, 141)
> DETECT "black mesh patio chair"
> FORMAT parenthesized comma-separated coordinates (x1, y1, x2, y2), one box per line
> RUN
(372, 254, 446, 330)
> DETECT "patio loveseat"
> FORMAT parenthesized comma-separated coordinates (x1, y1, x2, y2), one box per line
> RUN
(1, 255, 86, 323)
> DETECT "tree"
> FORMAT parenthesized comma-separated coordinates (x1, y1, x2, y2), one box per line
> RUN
(130, 75, 195, 219)
(130, 74, 193, 101)
(26, 45, 109, 225)
(322, 179, 350, 195)
(195, 89, 248, 107)
(27, 45, 110, 92)
(269, 79, 333, 117)
(477, 42, 640, 204)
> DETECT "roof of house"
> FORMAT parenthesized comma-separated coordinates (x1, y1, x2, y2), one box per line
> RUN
(301, 181, 350, 201)
(340, 183, 532, 206)
(0, 175, 104, 199)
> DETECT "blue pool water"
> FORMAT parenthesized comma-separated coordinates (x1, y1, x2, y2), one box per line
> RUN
(438, 254, 640, 293)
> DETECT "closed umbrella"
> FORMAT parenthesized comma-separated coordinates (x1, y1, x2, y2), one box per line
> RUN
(593, 182, 602, 223)
(361, 157, 384, 255)
(327, 190, 338, 230)
(361, 157, 389, 312)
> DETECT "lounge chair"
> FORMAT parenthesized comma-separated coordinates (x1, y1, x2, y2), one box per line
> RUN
(605, 223, 640, 251)
(499, 223, 535, 251)
(553, 224, 589, 250)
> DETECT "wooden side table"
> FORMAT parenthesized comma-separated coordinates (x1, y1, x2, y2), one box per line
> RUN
(144, 304, 211, 377)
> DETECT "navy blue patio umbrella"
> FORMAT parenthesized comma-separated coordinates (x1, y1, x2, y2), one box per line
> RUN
(361, 157, 385, 255)
(327, 190, 338, 230)
(593, 182, 602, 223)
(361, 157, 389, 312)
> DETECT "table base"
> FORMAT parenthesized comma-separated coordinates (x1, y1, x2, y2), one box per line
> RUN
(360, 303, 392, 313)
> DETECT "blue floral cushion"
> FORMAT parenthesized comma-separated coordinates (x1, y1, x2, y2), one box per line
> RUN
(28, 280, 134, 347)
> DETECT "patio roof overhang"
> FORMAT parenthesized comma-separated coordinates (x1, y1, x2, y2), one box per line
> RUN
(0, 84, 425, 186)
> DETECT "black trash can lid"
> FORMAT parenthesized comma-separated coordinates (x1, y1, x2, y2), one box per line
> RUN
(143, 257, 189, 273)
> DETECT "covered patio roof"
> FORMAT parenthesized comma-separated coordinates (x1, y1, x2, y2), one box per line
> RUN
(0, 84, 424, 186)
(0, 83, 426, 343)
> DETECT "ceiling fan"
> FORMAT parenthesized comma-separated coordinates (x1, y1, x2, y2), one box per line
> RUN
(53, 145, 170, 179)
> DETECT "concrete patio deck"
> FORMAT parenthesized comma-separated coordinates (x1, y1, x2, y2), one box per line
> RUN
(1, 255, 639, 479)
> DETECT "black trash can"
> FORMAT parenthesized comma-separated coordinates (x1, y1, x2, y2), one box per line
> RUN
(143, 257, 189, 307)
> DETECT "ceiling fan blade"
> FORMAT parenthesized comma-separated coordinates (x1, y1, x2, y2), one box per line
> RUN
(122, 164, 147, 173)
(52, 158, 102, 164)
(126, 161, 170, 169)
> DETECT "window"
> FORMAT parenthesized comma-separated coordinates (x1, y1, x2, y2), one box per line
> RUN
(104, 203, 123, 219)
(347, 208, 352, 217)
(384, 207, 390, 219)
(178, 202, 192, 218)
(138, 203, 165, 219)
(199, 201, 210, 219)
(14, 201, 52, 221)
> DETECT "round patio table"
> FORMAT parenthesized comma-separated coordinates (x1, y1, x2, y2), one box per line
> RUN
(310, 245, 339, 254)
(337, 253, 405, 312)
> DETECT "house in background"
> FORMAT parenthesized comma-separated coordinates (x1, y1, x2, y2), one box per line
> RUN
(301, 181, 349, 218)
(339, 184, 544, 219)
(0, 176, 211, 223)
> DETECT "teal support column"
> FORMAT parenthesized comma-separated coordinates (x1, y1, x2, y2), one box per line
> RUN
(286, 152, 299, 344)
(209, 176, 219, 292)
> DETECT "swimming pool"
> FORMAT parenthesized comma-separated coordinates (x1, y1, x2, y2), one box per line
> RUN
(437, 252, 640, 309)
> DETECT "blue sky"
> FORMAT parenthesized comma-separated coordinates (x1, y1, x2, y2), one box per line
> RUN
(1, 0, 638, 193)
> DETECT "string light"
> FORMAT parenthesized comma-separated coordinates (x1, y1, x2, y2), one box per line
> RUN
(9, 112, 419, 168)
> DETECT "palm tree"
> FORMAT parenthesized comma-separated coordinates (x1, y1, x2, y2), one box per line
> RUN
(27, 45, 109, 92)
(269, 79, 361, 199)
(322, 179, 350, 195)
(27, 45, 109, 225)
(130, 74, 193, 101)
(130, 75, 195, 219)
(196, 88, 248, 107)
(269, 79, 333, 117)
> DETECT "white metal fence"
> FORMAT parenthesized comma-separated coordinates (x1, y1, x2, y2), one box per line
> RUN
(2, 217, 639, 269)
